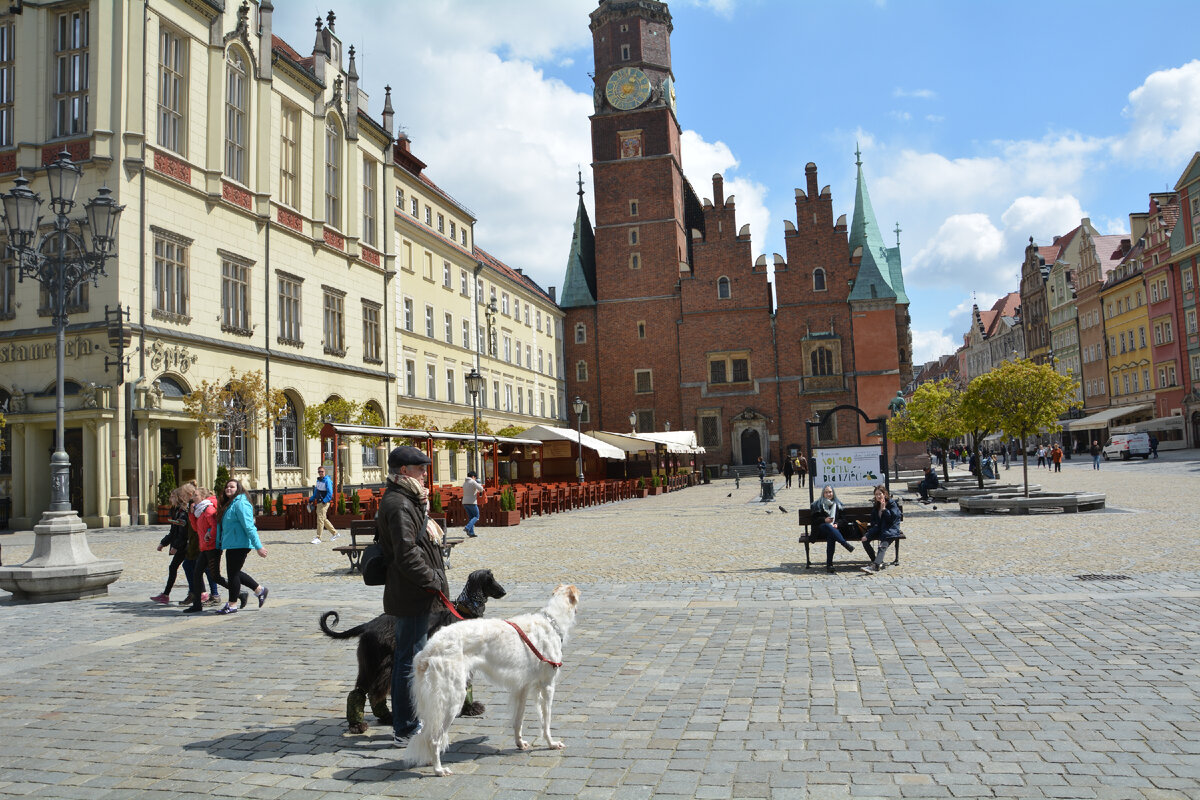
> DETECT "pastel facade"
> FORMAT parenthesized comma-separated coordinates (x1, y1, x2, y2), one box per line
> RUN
(1101, 236, 1154, 416)
(1170, 153, 1200, 446)
(1075, 228, 1130, 413)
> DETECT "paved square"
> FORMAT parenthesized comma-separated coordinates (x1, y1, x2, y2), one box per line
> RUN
(1, 455, 1199, 798)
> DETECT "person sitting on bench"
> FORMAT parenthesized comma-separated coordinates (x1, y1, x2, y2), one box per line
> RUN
(809, 484, 857, 574)
(917, 464, 939, 502)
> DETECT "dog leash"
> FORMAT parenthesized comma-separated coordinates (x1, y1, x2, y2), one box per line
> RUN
(435, 590, 466, 621)
(505, 620, 562, 668)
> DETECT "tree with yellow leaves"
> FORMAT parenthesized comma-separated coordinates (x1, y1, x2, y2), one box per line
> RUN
(183, 369, 288, 460)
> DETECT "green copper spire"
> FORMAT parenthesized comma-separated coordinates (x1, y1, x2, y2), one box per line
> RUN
(847, 149, 900, 303)
(560, 171, 597, 308)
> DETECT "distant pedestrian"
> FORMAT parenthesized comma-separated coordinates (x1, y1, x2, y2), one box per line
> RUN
(757, 456, 766, 482)
(309, 466, 340, 544)
(796, 455, 807, 487)
(1051, 443, 1063, 473)
(1036, 445, 1047, 469)
(1149, 435, 1159, 458)
(1090, 440, 1101, 470)
(462, 470, 484, 538)
(782, 456, 794, 488)
(150, 486, 191, 605)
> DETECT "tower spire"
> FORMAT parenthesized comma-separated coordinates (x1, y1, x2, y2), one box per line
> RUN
(894, 222, 902, 248)
(855, 141, 862, 167)
(577, 167, 584, 198)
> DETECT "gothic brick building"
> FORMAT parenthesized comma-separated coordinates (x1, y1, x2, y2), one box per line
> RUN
(561, 0, 912, 466)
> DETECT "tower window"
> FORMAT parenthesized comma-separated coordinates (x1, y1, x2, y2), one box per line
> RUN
(620, 44, 630, 61)
(630, 253, 640, 270)
(629, 200, 639, 216)
(637, 321, 646, 339)
(629, 228, 639, 245)
(813, 268, 827, 292)
(717, 276, 731, 299)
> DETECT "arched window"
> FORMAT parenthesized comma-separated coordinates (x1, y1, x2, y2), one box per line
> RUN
(224, 49, 247, 182)
(574, 322, 586, 344)
(813, 268, 826, 292)
(717, 276, 731, 299)
(158, 375, 188, 397)
(325, 117, 342, 229)
(274, 397, 298, 468)
(576, 360, 588, 381)
(361, 400, 384, 467)
(810, 347, 833, 376)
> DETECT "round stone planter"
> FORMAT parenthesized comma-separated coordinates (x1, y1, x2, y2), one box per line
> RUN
(958, 491, 1106, 515)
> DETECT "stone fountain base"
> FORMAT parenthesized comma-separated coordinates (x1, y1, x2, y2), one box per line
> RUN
(0, 510, 123, 602)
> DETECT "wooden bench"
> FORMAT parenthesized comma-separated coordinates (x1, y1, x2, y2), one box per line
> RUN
(796, 501, 905, 569)
(441, 533, 465, 569)
(333, 520, 375, 573)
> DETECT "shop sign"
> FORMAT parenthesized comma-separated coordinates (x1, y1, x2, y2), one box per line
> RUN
(0, 336, 98, 363)
(148, 339, 199, 373)
(812, 446, 883, 488)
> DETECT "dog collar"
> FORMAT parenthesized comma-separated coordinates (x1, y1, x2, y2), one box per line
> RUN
(540, 610, 564, 642)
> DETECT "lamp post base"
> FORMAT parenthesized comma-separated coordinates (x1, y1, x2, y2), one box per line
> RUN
(0, 510, 124, 602)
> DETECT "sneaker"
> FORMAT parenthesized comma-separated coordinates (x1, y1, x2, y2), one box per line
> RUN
(182, 605, 204, 614)
(311, 537, 322, 544)
(205, 594, 222, 607)
(238, 591, 250, 609)
(331, 533, 341, 540)
(200, 592, 211, 603)
(392, 723, 422, 746)
(178, 594, 195, 607)
(861, 565, 879, 574)
(150, 593, 169, 604)
(216, 605, 238, 615)
(257, 586, 269, 608)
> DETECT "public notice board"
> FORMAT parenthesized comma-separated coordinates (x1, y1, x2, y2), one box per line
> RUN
(812, 446, 883, 488)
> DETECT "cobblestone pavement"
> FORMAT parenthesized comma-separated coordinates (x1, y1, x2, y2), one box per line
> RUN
(1, 453, 1199, 798)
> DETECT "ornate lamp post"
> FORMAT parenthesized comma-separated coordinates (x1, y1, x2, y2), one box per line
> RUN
(0, 152, 125, 601)
(572, 396, 585, 483)
(465, 368, 485, 477)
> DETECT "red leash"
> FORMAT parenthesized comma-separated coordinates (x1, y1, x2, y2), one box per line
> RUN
(505, 620, 562, 668)
(435, 590, 465, 621)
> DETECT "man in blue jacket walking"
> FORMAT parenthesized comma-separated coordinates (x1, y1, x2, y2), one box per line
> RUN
(309, 465, 340, 544)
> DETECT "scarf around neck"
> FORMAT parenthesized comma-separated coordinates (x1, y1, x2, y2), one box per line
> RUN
(393, 474, 429, 505)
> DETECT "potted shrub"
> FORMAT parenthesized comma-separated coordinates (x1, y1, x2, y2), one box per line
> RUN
(649, 474, 664, 495)
(327, 491, 357, 529)
(213, 465, 231, 499)
(636, 477, 649, 499)
(429, 489, 448, 532)
(156, 464, 177, 523)
(275, 493, 285, 516)
(256, 492, 287, 530)
(495, 486, 521, 526)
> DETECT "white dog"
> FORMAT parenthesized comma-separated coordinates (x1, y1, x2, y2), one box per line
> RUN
(404, 584, 580, 776)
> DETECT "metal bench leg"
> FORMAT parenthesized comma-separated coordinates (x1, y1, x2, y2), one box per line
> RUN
(804, 542, 811, 569)
(893, 540, 900, 566)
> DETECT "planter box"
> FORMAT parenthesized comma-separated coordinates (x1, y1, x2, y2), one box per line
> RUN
(635, 489, 649, 499)
(156, 505, 171, 524)
(255, 515, 288, 531)
(327, 513, 358, 529)
(493, 509, 521, 527)
(649, 486, 664, 495)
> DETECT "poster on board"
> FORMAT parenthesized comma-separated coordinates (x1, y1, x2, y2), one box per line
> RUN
(812, 446, 883, 488)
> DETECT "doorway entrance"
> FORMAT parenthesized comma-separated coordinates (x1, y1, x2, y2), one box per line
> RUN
(65, 428, 83, 514)
(740, 428, 761, 465)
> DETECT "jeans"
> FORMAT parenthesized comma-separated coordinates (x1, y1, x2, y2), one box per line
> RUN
(224, 548, 260, 602)
(391, 614, 430, 738)
(871, 539, 893, 567)
(1093, 455, 1101, 470)
(463, 503, 480, 536)
(187, 550, 230, 608)
(917, 478, 935, 500)
(817, 522, 853, 567)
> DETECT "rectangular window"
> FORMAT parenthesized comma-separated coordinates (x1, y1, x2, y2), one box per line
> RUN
(1187, 309, 1197, 334)
(462, 320, 470, 349)
(395, 188, 404, 208)
(460, 269, 469, 295)
(424, 205, 432, 225)
(444, 312, 453, 343)
(446, 369, 456, 403)
(54, 9, 89, 137)
(1183, 268, 1194, 292)
(535, 310, 541, 330)
(700, 416, 720, 448)
(153, 236, 189, 318)
(221, 258, 250, 332)
(224, 51, 247, 181)
(538, 349, 544, 373)
(437, 213, 445, 233)
(710, 360, 727, 384)
(362, 158, 377, 247)
(405, 360, 416, 396)
(526, 345, 532, 369)
(630, 200, 639, 216)
(157, 27, 186, 154)
(217, 424, 246, 468)
(505, 384, 513, 412)
(513, 297, 520, 320)
(443, 261, 451, 287)
(426, 364, 437, 399)
(635, 369, 653, 393)
(423, 252, 433, 280)
(425, 305, 434, 338)
(362, 301, 381, 363)
(477, 324, 484, 353)
(450, 221, 457, 240)
(503, 335, 512, 363)
(1164, 321, 1172, 342)
(278, 274, 301, 343)
(403, 297, 413, 332)
(1139, 327, 1146, 348)
(731, 358, 750, 383)
(493, 381, 500, 410)
(323, 289, 345, 355)
(517, 386, 524, 414)
(325, 120, 341, 228)
(279, 104, 300, 208)
(501, 293, 510, 315)
(1192, 355, 1200, 382)
(411, 196, 419, 217)
(0, 20, 13, 148)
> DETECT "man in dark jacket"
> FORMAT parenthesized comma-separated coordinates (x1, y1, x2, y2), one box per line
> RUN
(378, 445, 448, 745)
(916, 464, 939, 502)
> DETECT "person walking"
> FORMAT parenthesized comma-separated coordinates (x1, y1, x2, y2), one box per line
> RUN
(214, 479, 269, 615)
(378, 445, 449, 746)
(182, 489, 241, 614)
(1036, 445, 1047, 469)
(461, 470, 484, 538)
(782, 456, 794, 488)
(1149, 434, 1159, 458)
(809, 484, 856, 573)
(860, 485, 904, 574)
(756, 456, 766, 482)
(309, 465, 340, 544)
(1051, 443, 1063, 473)
(796, 454, 807, 488)
(150, 486, 191, 604)
(1090, 440, 1102, 470)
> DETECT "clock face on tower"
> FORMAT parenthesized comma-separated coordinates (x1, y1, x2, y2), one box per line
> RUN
(605, 67, 651, 111)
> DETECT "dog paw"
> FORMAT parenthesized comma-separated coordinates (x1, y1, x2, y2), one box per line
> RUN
(434, 766, 452, 777)
(347, 722, 369, 735)
(516, 738, 531, 751)
(549, 740, 565, 750)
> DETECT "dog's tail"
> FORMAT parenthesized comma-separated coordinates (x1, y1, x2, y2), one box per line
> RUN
(318, 611, 371, 640)
(404, 641, 467, 769)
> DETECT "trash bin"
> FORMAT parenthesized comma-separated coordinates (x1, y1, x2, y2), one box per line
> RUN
(760, 480, 776, 502)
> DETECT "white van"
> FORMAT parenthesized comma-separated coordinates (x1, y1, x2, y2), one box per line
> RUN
(1102, 432, 1151, 461)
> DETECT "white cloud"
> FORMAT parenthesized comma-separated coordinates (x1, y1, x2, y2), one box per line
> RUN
(911, 329, 959, 365)
(909, 213, 1006, 285)
(680, 131, 771, 262)
(1000, 195, 1086, 242)
(925, 114, 944, 123)
(1114, 59, 1200, 166)
(893, 87, 936, 99)
(889, 110, 912, 122)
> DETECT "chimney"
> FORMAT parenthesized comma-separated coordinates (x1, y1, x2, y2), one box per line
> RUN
(805, 162, 818, 202)
(382, 85, 394, 140)
(712, 173, 724, 206)
(257, 0, 274, 80)
(549, 287, 557, 303)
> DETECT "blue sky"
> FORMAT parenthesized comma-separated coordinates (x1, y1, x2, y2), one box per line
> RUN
(275, 0, 1200, 364)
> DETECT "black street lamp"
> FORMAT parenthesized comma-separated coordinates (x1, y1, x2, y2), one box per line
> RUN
(572, 395, 585, 483)
(0, 152, 125, 600)
(465, 368, 485, 477)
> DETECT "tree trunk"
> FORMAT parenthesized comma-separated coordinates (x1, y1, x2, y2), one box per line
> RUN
(1021, 435, 1029, 497)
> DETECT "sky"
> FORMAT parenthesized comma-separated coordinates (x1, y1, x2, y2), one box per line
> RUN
(275, 0, 1200, 365)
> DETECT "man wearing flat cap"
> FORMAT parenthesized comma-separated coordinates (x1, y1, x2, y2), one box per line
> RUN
(377, 445, 449, 745)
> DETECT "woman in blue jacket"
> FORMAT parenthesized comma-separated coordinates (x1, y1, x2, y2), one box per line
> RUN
(214, 479, 270, 615)
(860, 484, 903, 575)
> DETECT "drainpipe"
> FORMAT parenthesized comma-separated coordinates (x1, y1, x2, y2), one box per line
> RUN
(264, 221, 272, 493)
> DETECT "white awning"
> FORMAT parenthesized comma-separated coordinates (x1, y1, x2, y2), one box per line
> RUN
(324, 423, 541, 447)
(518, 425, 626, 460)
(1112, 415, 1186, 434)
(1060, 403, 1152, 432)
(589, 431, 660, 454)
(634, 430, 706, 454)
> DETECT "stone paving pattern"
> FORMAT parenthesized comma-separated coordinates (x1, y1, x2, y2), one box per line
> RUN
(0, 454, 1198, 798)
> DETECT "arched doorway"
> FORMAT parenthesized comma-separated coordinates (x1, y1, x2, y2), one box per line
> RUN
(740, 428, 761, 465)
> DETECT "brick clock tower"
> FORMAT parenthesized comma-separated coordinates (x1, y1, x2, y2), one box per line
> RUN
(563, 0, 686, 434)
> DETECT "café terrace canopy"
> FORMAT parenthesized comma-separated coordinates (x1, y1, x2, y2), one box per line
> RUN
(591, 430, 706, 455)
(322, 423, 541, 449)
(1060, 403, 1152, 432)
(519, 425, 626, 460)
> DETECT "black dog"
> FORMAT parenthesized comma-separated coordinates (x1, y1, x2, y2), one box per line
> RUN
(320, 568, 507, 734)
